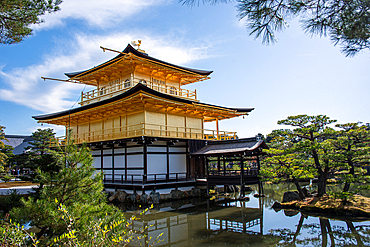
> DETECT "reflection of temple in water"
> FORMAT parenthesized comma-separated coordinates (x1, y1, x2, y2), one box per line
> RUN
(126, 198, 264, 246)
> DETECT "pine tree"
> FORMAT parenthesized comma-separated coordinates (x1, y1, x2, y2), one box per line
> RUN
(330, 123, 370, 194)
(181, 0, 370, 56)
(0, 125, 8, 173)
(24, 128, 60, 175)
(0, 0, 62, 44)
(10, 138, 127, 245)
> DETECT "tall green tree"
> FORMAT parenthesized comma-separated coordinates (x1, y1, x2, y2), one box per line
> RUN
(263, 115, 370, 199)
(24, 128, 60, 175)
(262, 129, 316, 199)
(262, 115, 338, 197)
(277, 115, 338, 197)
(10, 139, 127, 245)
(0, 125, 8, 172)
(0, 0, 62, 44)
(330, 122, 370, 193)
(181, 0, 370, 56)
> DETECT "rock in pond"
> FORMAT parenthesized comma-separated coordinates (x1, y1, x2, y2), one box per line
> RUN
(126, 193, 137, 203)
(108, 190, 127, 202)
(140, 193, 149, 204)
(191, 187, 201, 197)
(282, 191, 301, 203)
(149, 190, 160, 204)
(170, 189, 184, 200)
(272, 201, 282, 209)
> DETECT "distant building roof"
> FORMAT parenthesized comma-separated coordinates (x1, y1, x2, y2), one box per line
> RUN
(191, 137, 268, 156)
(1, 135, 33, 155)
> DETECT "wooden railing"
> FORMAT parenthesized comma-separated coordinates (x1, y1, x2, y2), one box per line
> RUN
(208, 169, 259, 177)
(50, 123, 237, 145)
(103, 172, 199, 184)
(80, 77, 197, 105)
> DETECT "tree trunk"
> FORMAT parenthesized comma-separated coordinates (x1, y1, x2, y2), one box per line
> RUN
(292, 177, 305, 199)
(343, 159, 354, 193)
(312, 149, 327, 197)
(317, 168, 328, 197)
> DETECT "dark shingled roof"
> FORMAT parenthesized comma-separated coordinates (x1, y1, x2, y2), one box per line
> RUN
(33, 83, 254, 121)
(191, 137, 268, 156)
(65, 44, 213, 79)
(2, 135, 34, 155)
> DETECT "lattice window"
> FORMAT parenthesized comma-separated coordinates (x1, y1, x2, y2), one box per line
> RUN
(169, 86, 177, 95)
(124, 79, 131, 88)
(153, 78, 165, 85)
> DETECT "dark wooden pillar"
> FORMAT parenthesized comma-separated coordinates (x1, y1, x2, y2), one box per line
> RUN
(143, 141, 147, 184)
(112, 143, 115, 183)
(257, 155, 263, 195)
(124, 143, 127, 182)
(166, 141, 170, 181)
(101, 143, 104, 181)
(205, 157, 209, 177)
(240, 155, 245, 197)
(217, 156, 220, 175)
(205, 156, 209, 196)
(186, 141, 189, 178)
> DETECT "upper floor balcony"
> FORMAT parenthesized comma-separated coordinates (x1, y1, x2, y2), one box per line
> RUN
(50, 123, 237, 146)
(80, 77, 197, 106)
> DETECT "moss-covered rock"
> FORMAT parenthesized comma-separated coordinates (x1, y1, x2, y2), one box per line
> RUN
(281, 194, 370, 217)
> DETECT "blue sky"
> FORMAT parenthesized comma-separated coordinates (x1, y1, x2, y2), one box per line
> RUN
(0, 0, 369, 138)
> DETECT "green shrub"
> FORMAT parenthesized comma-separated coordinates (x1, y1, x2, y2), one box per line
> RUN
(1, 174, 13, 183)
(0, 189, 24, 215)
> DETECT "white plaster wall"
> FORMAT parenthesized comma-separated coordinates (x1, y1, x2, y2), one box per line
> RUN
(127, 154, 143, 168)
(103, 156, 112, 168)
(169, 154, 186, 173)
(114, 170, 125, 175)
(114, 155, 124, 168)
(103, 169, 112, 175)
(115, 148, 125, 154)
(92, 157, 101, 169)
(127, 146, 143, 153)
(127, 170, 143, 175)
(169, 147, 186, 153)
(147, 146, 166, 152)
(147, 154, 167, 175)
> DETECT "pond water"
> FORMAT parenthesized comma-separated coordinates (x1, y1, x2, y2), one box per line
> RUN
(120, 183, 370, 247)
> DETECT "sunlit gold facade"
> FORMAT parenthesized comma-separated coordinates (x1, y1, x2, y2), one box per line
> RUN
(35, 44, 252, 144)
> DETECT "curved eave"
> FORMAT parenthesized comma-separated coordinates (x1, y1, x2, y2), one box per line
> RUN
(65, 44, 213, 79)
(191, 139, 269, 156)
(33, 83, 254, 121)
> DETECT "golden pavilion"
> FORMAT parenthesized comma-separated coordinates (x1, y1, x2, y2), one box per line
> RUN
(33, 43, 266, 193)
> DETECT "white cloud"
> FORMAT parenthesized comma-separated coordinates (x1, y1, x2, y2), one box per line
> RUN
(33, 0, 171, 30)
(0, 32, 210, 114)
